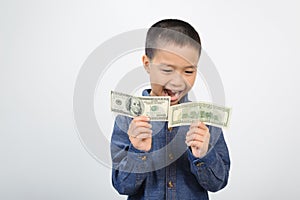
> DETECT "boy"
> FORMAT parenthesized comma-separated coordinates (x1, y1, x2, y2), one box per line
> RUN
(110, 19, 230, 200)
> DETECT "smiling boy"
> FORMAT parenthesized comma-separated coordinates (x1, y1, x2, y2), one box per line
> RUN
(110, 19, 230, 200)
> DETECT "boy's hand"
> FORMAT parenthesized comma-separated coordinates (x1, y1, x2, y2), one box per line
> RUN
(186, 121, 210, 158)
(128, 116, 152, 152)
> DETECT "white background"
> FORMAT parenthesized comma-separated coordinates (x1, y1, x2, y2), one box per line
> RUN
(1, 0, 300, 199)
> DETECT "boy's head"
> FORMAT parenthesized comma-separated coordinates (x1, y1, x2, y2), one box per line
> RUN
(143, 19, 201, 105)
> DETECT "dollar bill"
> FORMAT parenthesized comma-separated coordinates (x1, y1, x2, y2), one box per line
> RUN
(168, 102, 231, 128)
(111, 91, 170, 121)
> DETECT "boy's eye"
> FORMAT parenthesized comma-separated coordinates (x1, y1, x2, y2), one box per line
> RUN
(185, 70, 194, 74)
(162, 69, 173, 73)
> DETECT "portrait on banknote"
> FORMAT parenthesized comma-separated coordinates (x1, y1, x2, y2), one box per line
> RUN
(125, 97, 144, 117)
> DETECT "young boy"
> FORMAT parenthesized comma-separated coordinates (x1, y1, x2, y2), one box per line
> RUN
(110, 19, 230, 200)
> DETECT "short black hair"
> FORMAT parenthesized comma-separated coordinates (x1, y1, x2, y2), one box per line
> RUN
(145, 19, 201, 60)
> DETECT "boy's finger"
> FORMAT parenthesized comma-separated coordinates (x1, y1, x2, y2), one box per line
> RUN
(189, 121, 208, 130)
(136, 133, 152, 139)
(132, 115, 150, 122)
(135, 127, 152, 135)
(198, 122, 208, 131)
(186, 128, 205, 137)
(186, 134, 204, 143)
(128, 127, 152, 138)
(185, 140, 203, 148)
(189, 121, 201, 129)
(133, 121, 152, 129)
(129, 127, 152, 137)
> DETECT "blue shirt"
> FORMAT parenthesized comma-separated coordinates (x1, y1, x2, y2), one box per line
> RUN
(111, 89, 230, 200)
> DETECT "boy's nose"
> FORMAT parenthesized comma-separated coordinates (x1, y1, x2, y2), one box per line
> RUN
(169, 72, 185, 88)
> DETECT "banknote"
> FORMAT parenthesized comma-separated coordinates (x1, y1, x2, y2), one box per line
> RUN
(111, 91, 170, 121)
(168, 102, 231, 128)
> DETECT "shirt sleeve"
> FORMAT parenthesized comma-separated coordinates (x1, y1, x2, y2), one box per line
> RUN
(110, 115, 151, 195)
(187, 126, 231, 192)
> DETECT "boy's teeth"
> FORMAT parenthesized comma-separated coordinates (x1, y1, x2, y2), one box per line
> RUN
(172, 91, 180, 96)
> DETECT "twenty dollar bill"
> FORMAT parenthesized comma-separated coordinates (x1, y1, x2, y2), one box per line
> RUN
(111, 91, 170, 121)
(168, 102, 231, 128)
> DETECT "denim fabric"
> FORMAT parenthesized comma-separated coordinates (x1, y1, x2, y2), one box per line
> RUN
(111, 89, 230, 200)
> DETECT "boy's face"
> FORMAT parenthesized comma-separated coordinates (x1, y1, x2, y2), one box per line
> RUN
(143, 44, 199, 105)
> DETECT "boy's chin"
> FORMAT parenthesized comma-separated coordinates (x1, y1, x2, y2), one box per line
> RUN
(170, 99, 180, 106)
(169, 93, 187, 105)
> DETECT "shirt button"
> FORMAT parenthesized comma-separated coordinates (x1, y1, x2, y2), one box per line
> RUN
(196, 162, 204, 167)
(141, 155, 147, 161)
(168, 153, 174, 160)
(168, 181, 174, 188)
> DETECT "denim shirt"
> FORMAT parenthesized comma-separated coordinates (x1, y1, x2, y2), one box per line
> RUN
(111, 89, 230, 200)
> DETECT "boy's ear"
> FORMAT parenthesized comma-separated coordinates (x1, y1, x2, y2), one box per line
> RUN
(142, 55, 150, 74)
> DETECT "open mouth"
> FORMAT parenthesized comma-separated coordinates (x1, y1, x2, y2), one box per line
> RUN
(163, 89, 183, 102)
